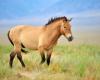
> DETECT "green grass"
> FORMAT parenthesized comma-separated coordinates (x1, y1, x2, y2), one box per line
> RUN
(0, 44, 100, 80)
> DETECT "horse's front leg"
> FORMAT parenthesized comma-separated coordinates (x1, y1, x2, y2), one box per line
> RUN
(47, 49, 52, 65)
(40, 52, 45, 64)
(39, 47, 45, 64)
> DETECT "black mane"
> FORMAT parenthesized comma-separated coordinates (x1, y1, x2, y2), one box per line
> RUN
(45, 16, 68, 26)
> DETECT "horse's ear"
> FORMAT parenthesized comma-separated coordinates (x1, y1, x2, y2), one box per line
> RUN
(68, 18, 72, 22)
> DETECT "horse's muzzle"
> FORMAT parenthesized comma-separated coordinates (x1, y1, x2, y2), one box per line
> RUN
(67, 36, 73, 41)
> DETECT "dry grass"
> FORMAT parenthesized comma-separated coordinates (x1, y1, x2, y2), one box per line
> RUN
(0, 44, 100, 80)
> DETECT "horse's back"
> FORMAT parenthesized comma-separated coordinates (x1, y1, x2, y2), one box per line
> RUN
(9, 25, 44, 50)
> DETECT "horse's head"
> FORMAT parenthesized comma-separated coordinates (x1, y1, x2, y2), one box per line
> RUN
(60, 17, 73, 41)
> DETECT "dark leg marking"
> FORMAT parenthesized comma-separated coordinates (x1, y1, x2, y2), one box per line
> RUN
(40, 53, 45, 64)
(21, 43, 28, 53)
(47, 54, 51, 65)
(17, 53, 25, 67)
(21, 49, 28, 53)
(9, 51, 16, 68)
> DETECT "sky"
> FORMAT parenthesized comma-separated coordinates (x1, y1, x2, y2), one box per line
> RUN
(0, 0, 100, 45)
(0, 0, 100, 31)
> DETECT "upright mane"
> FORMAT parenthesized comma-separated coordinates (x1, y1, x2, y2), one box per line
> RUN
(45, 16, 68, 26)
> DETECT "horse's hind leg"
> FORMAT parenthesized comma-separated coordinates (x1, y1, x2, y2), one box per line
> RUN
(14, 43, 25, 67)
(21, 48, 28, 53)
(17, 52, 25, 67)
(9, 51, 16, 68)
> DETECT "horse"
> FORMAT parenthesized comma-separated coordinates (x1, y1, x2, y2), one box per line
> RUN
(7, 16, 73, 68)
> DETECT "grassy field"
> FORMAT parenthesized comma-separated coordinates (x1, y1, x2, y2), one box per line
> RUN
(0, 44, 100, 80)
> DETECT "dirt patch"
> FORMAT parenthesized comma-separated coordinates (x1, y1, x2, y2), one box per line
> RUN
(18, 71, 41, 80)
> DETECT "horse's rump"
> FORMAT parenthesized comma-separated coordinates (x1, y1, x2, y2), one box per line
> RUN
(8, 25, 44, 50)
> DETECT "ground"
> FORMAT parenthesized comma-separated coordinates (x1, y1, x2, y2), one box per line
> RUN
(0, 44, 100, 80)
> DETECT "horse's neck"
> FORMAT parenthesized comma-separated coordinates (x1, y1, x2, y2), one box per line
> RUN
(45, 23, 61, 44)
(49, 30, 61, 43)
(46, 22, 61, 35)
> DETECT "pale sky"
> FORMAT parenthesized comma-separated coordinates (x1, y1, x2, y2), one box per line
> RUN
(0, 0, 100, 31)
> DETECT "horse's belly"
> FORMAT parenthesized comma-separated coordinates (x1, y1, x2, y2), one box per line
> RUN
(20, 35, 39, 50)
(22, 40, 38, 50)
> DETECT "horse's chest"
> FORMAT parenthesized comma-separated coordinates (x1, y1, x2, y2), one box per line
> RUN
(38, 33, 57, 49)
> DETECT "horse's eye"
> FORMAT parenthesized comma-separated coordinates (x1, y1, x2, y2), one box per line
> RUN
(64, 26, 66, 28)
(64, 27, 66, 28)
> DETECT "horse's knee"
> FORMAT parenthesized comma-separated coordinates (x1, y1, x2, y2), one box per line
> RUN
(9, 51, 16, 68)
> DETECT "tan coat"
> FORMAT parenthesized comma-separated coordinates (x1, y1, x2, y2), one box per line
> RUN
(8, 16, 73, 67)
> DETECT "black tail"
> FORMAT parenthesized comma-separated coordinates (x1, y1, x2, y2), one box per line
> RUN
(7, 30, 28, 53)
(8, 30, 14, 45)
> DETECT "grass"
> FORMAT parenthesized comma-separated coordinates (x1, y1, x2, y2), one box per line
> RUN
(0, 44, 100, 80)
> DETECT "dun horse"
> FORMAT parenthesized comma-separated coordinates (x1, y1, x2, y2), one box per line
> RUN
(8, 16, 73, 68)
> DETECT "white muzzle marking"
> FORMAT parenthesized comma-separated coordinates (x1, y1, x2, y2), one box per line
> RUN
(66, 34, 72, 38)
